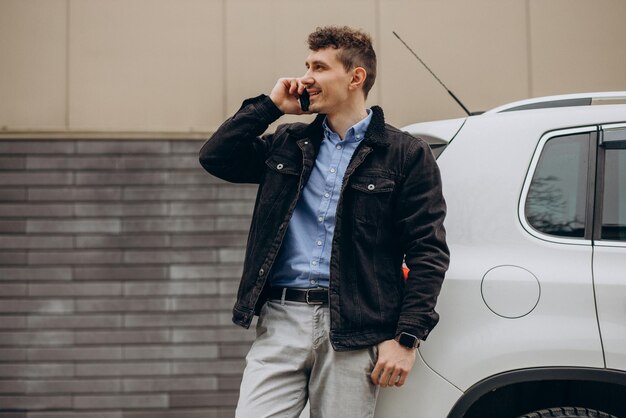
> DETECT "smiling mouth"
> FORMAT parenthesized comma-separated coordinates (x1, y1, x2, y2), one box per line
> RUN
(308, 90, 321, 98)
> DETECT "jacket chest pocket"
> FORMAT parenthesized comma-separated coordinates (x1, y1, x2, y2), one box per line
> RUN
(259, 155, 301, 203)
(348, 175, 396, 224)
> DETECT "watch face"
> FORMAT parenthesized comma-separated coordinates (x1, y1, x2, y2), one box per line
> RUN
(398, 332, 418, 348)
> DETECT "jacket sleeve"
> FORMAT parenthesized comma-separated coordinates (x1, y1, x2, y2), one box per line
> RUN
(199, 95, 284, 184)
(394, 139, 450, 341)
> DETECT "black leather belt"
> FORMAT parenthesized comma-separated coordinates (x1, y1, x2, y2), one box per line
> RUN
(268, 287, 329, 305)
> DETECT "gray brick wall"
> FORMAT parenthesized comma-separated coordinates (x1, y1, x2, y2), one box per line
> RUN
(0, 139, 258, 417)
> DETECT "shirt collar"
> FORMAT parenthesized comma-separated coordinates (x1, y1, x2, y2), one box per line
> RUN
(322, 109, 372, 143)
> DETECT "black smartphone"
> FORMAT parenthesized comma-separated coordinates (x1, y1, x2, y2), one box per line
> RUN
(299, 90, 310, 112)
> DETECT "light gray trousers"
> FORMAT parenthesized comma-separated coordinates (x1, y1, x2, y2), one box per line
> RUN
(235, 299, 379, 418)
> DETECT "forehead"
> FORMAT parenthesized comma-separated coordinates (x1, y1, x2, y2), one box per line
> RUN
(306, 48, 342, 66)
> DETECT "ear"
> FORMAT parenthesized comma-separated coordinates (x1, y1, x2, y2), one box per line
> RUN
(349, 67, 367, 92)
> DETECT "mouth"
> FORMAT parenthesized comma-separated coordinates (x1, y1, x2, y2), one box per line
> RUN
(307, 89, 321, 98)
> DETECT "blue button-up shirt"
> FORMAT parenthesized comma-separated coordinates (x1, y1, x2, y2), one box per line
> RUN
(270, 110, 373, 288)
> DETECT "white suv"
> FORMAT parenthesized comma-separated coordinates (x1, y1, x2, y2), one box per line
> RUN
(375, 92, 626, 418)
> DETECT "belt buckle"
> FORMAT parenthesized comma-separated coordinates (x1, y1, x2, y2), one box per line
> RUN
(305, 289, 324, 305)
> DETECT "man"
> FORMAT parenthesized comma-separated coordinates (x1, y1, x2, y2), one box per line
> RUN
(199, 26, 449, 418)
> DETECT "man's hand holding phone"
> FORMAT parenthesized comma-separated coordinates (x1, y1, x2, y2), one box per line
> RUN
(269, 78, 312, 115)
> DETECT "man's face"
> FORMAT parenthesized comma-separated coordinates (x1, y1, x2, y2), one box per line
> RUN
(302, 48, 354, 115)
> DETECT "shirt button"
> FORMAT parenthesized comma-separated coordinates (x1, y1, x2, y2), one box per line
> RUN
(318, 216, 324, 222)
(276, 163, 284, 170)
(311, 260, 318, 266)
(336, 145, 342, 150)
(330, 168, 336, 173)
(316, 240, 322, 246)
(310, 279, 317, 285)
(324, 192, 330, 198)
(367, 184, 375, 191)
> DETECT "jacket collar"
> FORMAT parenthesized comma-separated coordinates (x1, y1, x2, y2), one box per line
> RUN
(287, 106, 390, 148)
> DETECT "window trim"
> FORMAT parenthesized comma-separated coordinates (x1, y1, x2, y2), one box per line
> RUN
(594, 122, 626, 247)
(519, 126, 597, 246)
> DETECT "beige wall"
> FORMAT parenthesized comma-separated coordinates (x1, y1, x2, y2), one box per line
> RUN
(1, 0, 625, 135)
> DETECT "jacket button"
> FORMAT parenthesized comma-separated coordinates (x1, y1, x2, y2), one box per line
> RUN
(367, 184, 375, 190)
(276, 164, 284, 170)
(258, 268, 265, 276)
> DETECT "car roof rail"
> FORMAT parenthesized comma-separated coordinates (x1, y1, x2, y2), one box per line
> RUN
(484, 91, 626, 114)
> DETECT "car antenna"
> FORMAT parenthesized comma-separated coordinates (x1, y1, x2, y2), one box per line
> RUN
(393, 31, 471, 116)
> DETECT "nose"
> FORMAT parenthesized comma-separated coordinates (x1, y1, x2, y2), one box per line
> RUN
(300, 74, 314, 87)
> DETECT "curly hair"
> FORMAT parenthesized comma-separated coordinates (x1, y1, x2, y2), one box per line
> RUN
(307, 26, 377, 98)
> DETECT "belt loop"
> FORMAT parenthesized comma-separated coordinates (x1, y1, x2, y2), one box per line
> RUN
(281, 288, 287, 305)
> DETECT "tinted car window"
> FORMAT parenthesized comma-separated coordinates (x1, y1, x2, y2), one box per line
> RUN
(602, 147, 626, 241)
(525, 133, 589, 238)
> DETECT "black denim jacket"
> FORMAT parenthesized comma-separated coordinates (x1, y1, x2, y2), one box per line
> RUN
(199, 95, 449, 351)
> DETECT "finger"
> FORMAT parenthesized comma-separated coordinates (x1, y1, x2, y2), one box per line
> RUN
(389, 368, 403, 387)
(288, 79, 299, 95)
(379, 367, 393, 388)
(396, 372, 408, 387)
(370, 362, 383, 385)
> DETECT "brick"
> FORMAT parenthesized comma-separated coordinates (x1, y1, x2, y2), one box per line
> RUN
(0, 348, 27, 361)
(0, 316, 27, 329)
(0, 331, 73, 347)
(170, 233, 247, 248)
(122, 218, 214, 233)
(76, 362, 169, 377)
(124, 313, 217, 328)
(218, 376, 242, 391)
(0, 172, 73, 186)
(74, 203, 168, 217)
(29, 413, 122, 418)
(75, 298, 167, 313)
(76, 235, 170, 249)
(217, 185, 258, 200)
(0, 267, 71, 281)
(0, 363, 74, 377)
(170, 392, 238, 407)
(124, 411, 220, 418)
(218, 280, 239, 296)
(0, 283, 28, 296)
(76, 172, 167, 186)
(218, 249, 245, 263)
(0, 157, 25, 170)
(0, 395, 71, 409)
(215, 216, 252, 231)
(123, 344, 218, 360)
(0, 220, 26, 232)
(26, 156, 118, 170)
(124, 281, 217, 297)
(122, 186, 217, 201)
(171, 360, 244, 375)
(73, 394, 168, 409)
(27, 219, 121, 234)
(168, 171, 224, 185)
(169, 202, 254, 216)
(0, 299, 73, 314)
(29, 282, 122, 297)
(28, 187, 121, 201)
(0, 236, 73, 249)
(28, 314, 122, 329)
(117, 155, 198, 170)
(27, 346, 122, 361)
(75, 329, 170, 345)
(27, 379, 121, 394)
(0, 188, 27, 201)
(122, 249, 217, 264)
(29, 250, 122, 265)
(167, 296, 232, 312)
(76, 141, 169, 154)
(169, 265, 242, 280)
(172, 329, 254, 344)
(122, 376, 217, 392)
(0, 251, 27, 265)
(171, 140, 203, 154)
(0, 203, 73, 217)
(219, 343, 252, 359)
(0, 141, 74, 154)
(74, 266, 166, 281)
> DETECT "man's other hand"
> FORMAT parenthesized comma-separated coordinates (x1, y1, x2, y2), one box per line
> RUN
(370, 339, 417, 388)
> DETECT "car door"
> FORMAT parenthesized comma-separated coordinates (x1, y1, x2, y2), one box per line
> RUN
(592, 123, 626, 370)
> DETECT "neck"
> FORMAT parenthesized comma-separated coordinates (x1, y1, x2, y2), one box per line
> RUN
(325, 98, 368, 140)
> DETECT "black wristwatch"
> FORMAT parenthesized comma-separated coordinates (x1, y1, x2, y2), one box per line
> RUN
(395, 332, 420, 349)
